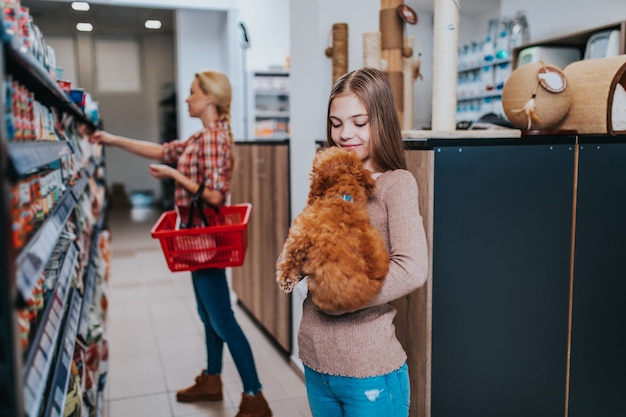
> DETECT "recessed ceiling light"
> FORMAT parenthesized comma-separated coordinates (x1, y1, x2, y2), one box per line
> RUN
(71, 2, 90, 11)
(76, 22, 93, 32)
(145, 20, 162, 30)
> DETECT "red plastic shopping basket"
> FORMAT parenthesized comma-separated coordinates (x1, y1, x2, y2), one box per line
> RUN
(151, 203, 251, 272)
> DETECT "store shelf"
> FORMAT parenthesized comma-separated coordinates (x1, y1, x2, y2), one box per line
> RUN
(72, 173, 90, 200)
(22, 243, 79, 417)
(255, 88, 289, 96)
(458, 57, 512, 73)
(77, 261, 96, 342)
(458, 90, 505, 102)
(42, 289, 82, 417)
(1, 13, 109, 417)
(7, 141, 72, 177)
(255, 110, 289, 118)
(250, 71, 290, 139)
(2, 32, 82, 122)
(15, 191, 77, 303)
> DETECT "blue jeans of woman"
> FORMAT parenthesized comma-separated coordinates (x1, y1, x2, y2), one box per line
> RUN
(304, 363, 410, 417)
(191, 268, 261, 394)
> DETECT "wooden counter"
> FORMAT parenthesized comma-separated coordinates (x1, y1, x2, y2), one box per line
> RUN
(230, 140, 291, 353)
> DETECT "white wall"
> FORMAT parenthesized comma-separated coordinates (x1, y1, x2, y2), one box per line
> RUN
(175, 9, 233, 140)
(236, 0, 291, 71)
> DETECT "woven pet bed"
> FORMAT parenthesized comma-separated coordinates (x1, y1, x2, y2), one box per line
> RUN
(502, 62, 572, 130)
(558, 55, 626, 135)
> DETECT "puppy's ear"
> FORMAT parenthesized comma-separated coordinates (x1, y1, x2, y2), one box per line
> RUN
(344, 150, 376, 196)
(358, 166, 376, 196)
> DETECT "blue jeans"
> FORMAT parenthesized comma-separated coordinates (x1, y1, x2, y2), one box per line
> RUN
(191, 268, 261, 394)
(304, 363, 410, 417)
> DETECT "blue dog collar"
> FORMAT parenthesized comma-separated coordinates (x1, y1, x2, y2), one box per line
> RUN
(342, 194, 353, 202)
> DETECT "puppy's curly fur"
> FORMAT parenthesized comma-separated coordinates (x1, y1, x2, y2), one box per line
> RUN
(276, 147, 389, 311)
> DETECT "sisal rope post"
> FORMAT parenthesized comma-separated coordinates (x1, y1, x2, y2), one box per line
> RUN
(363, 32, 383, 70)
(380, 0, 404, 124)
(403, 36, 415, 130)
(325, 23, 349, 85)
(431, 0, 459, 131)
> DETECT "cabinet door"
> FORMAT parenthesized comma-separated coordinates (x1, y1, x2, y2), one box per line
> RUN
(430, 145, 574, 417)
(569, 143, 626, 417)
(231, 143, 291, 353)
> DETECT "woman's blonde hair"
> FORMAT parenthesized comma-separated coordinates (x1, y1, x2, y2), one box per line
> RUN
(325, 67, 407, 171)
(195, 70, 236, 169)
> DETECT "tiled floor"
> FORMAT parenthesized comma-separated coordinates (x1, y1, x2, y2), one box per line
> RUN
(102, 207, 311, 417)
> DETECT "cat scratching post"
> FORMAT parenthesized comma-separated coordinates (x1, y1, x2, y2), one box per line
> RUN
(380, 0, 404, 124)
(431, 0, 458, 131)
(363, 32, 383, 70)
(325, 23, 349, 84)
(403, 36, 415, 130)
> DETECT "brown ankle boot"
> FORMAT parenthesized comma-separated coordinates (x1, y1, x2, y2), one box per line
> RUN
(235, 391, 272, 417)
(176, 370, 222, 402)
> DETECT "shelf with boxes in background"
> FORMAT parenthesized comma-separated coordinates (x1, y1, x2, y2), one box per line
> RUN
(1, 2, 111, 417)
(456, 12, 529, 124)
(250, 70, 290, 139)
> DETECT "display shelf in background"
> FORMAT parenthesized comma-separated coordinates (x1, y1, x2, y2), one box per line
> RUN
(250, 70, 290, 139)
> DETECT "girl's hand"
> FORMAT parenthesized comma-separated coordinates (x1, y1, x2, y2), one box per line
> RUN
(149, 163, 177, 180)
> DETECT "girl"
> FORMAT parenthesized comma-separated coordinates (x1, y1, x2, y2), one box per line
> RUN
(288, 67, 429, 417)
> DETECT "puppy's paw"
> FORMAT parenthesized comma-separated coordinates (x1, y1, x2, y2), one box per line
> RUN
(277, 270, 300, 293)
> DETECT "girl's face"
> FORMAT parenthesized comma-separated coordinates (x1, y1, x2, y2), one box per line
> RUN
(329, 93, 375, 171)
(185, 78, 212, 118)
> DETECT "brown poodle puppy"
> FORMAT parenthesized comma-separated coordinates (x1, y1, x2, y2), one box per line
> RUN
(276, 147, 389, 312)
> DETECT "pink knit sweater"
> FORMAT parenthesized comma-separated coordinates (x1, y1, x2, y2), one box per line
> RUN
(298, 169, 429, 377)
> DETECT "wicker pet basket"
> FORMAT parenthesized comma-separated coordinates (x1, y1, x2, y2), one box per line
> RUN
(558, 55, 626, 135)
(502, 62, 572, 130)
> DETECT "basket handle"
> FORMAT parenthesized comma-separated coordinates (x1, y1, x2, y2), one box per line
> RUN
(185, 183, 219, 228)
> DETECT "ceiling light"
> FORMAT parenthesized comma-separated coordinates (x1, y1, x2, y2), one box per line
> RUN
(145, 20, 162, 30)
(76, 23, 93, 32)
(71, 2, 90, 11)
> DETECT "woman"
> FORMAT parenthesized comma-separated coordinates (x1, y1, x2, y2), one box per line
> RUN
(285, 67, 429, 417)
(88, 70, 272, 417)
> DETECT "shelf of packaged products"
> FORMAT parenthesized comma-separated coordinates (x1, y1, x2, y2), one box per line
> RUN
(77, 260, 96, 342)
(1, 13, 107, 417)
(255, 110, 290, 118)
(42, 288, 82, 417)
(251, 71, 289, 139)
(1, 29, 95, 131)
(7, 141, 72, 177)
(71, 171, 90, 201)
(13, 153, 101, 304)
(22, 242, 79, 417)
(15, 190, 76, 303)
(255, 89, 289, 97)
(458, 57, 512, 73)
(458, 90, 505, 102)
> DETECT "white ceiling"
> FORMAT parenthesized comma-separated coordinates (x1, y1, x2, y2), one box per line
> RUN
(21, 0, 500, 37)
(21, 0, 174, 36)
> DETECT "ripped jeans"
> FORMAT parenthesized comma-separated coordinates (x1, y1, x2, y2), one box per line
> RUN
(304, 363, 410, 417)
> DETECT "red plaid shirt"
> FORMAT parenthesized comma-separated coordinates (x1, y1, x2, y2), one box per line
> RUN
(162, 119, 232, 207)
